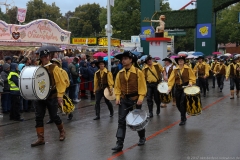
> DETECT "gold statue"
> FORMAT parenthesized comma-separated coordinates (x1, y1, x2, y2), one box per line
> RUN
(151, 15, 165, 33)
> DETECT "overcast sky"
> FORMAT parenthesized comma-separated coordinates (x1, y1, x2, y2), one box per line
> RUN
(1, 0, 195, 14)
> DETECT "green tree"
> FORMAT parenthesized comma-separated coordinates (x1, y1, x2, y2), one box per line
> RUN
(216, 3, 240, 46)
(25, 0, 61, 23)
(6, 7, 17, 24)
(0, 8, 9, 22)
(174, 29, 195, 53)
(160, 1, 172, 11)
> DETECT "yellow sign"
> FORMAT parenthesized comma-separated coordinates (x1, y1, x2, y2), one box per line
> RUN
(164, 32, 174, 40)
(199, 26, 208, 36)
(98, 38, 121, 46)
(72, 38, 97, 45)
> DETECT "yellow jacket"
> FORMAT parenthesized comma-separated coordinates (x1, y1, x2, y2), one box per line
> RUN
(94, 68, 114, 93)
(44, 63, 67, 98)
(168, 65, 196, 90)
(114, 65, 147, 101)
(142, 62, 164, 83)
(226, 63, 240, 79)
(193, 62, 210, 77)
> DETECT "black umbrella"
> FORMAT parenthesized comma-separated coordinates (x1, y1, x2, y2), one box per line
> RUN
(36, 45, 62, 53)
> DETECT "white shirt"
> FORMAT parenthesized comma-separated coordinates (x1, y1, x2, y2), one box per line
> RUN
(165, 64, 176, 77)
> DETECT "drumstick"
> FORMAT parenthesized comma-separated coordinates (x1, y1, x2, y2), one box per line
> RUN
(182, 86, 188, 88)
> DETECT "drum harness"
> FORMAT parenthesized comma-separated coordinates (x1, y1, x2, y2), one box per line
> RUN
(145, 67, 160, 85)
(177, 69, 189, 89)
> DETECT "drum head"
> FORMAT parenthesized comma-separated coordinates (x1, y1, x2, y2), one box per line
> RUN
(34, 67, 50, 99)
(157, 82, 168, 93)
(126, 109, 147, 126)
(104, 88, 116, 101)
(184, 86, 200, 95)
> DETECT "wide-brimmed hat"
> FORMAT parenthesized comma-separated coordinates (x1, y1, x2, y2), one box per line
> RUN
(175, 55, 187, 63)
(114, 51, 138, 63)
(219, 59, 224, 62)
(144, 55, 153, 63)
(50, 58, 61, 67)
(162, 57, 172, 63)
(39, 49, 50, 58)
(95, 56, 106, 66)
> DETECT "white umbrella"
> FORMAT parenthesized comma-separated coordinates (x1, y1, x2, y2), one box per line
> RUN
(187, 51, 195, 55)
(186, 55, 197, 59)
(178, 51, 187, 55)
(224, 53, 231, 56)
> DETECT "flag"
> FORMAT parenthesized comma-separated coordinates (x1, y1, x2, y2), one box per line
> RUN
(17, 8, 27, 23)
(110, 0, 114, 7)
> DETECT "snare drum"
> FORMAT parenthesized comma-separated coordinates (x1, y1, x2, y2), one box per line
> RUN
(126, 109, 149, 131)
(184, 86, 202, 116)
(157, 82, 172, 104)
(19, 66, 50, 100)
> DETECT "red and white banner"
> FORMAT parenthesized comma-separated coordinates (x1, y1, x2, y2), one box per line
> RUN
(17, 8, 27, 23)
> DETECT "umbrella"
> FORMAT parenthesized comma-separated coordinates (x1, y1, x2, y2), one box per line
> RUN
(93, 52, 107, 58)
(103, 56, 114, 61)
(132, 51, 142, 56)
(178, 51, 187, 55)
(154, 57, 160, 60)
(224, 53, 231, 56)
(170, 55, 179, 59)
(35, 45, 62, 53)
(140, 55, 147, 61)
(186, 55, 197, 59)
(212, 52, 221, 55)
(187, 51, 195, 55)
(218, 55, 228, 59)
(192, 52, 204, 56)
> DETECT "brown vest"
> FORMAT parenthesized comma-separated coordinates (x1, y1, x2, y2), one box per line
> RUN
(216, 64, 226, 76)
(119, 68, 138, 95)
(96, 71, 108, 89)
(145, 64, 162, 81)
(174, 68, 189, 85)
(198, 64, 205, 76)
(211, 62, 217, 70)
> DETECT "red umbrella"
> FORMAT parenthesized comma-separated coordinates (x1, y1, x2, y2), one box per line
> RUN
(154, 57, 161, 60)
(93, 52, 107, 58)
(212, 52, 221, 55)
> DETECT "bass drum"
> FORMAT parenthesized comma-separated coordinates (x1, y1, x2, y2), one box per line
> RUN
(184, 86, 202, 116)
(157, 82, 172, 104)
(126, 109, 149, 131)
(19, 66, 50, 100)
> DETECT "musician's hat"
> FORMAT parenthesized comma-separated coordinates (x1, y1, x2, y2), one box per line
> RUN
(115, 51, 138, 63)
(162, 57, 172, 63)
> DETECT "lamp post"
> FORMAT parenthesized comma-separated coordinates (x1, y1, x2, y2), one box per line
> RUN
(67, 17, 80, 31)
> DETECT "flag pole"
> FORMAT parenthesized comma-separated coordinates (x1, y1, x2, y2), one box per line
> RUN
(107, 0, 111, 71)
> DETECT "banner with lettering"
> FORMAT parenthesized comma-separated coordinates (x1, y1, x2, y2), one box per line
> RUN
(0, 19, 71, 44)
(17, 8, 27, 23)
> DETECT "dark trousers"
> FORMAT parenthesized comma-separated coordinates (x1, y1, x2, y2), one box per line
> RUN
(23, 98, 28, 111)
(230, 77, 240, 90)
(10, 94, 21, 120)
(146, 83, 161, 113)
(1, 92, 11, 112)
(216, 75, 224, 89)
(212, 76, 216, 87)
(175, 88, 186, 121)
(69, 84, 76, 100)
(34, 98, 62, 128)
(206, 77, 209, 91)
(116, 98, 145, 142)
(95, 89, 113, 117)
(197, 77, 207, 95)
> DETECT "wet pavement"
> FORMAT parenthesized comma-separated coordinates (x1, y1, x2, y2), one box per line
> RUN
(1, 80, 240, 160)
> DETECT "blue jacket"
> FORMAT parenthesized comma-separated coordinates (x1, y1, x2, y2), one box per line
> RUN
(88, 66, 98, 81)
(62, 61, 73, 86)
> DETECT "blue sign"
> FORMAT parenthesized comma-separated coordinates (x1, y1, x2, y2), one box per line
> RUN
(141, 26, 155, 40)
(197, 23, 212, 39)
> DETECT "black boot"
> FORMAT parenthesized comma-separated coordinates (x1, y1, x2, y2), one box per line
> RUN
(112, 139, 124, 152)
(93, 104, 100, 120)
(148, 106, 153, 118)
(179, 116, 187, 126)
(107, 102, 114, 117)
(137, 129, 146, 146)
(156, 106, 160, 115)
(67, 113, 73, 120)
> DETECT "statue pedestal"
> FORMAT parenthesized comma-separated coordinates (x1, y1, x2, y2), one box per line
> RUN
(146, 37, 171, 66)
(155, 32, 164, 37)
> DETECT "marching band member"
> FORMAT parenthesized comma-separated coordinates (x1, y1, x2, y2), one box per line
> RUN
(93, 57, 114, 120)
(31, 50, 69, 147)
(193, 56, 209, 97)
(168, 55, 196, 126)
(226, 56, 240, 99)
(213, 59, 226, 92)
(204, 59, 211, 92)
(112, 51, 147, 152)
(142, 55, 164, 117)
(163, 57, 176, 106)
(211, 57, 219, 88)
